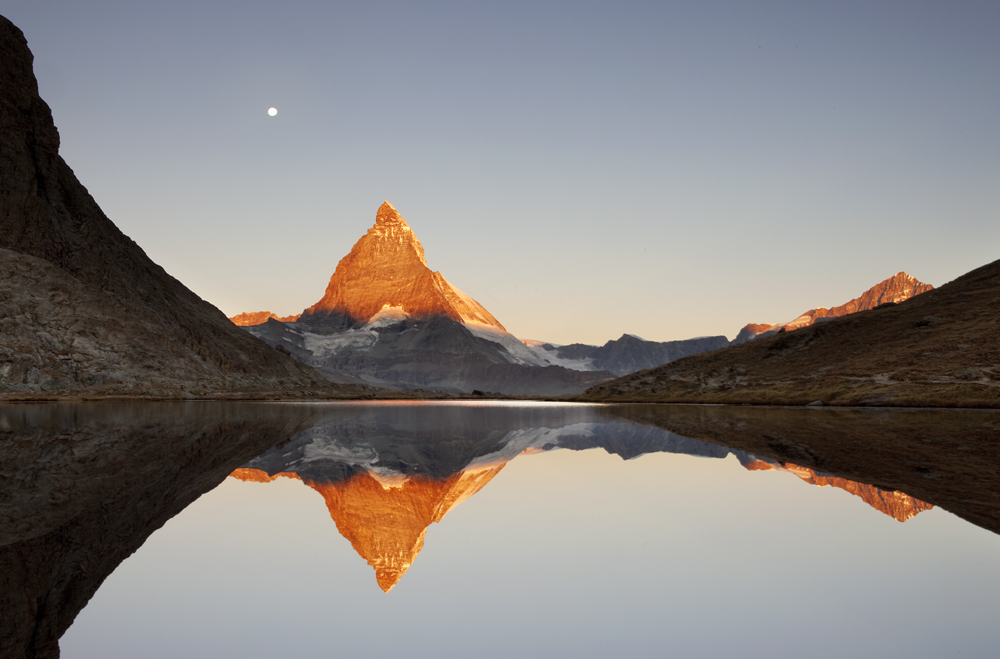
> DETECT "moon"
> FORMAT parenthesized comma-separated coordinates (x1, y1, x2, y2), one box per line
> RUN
(267, 107, 278, 117)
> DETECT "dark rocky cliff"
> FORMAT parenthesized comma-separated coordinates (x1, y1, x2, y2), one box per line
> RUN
(0, 16, 336, 397)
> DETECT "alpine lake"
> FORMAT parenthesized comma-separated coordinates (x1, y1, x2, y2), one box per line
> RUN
(3, 401, 999, 658)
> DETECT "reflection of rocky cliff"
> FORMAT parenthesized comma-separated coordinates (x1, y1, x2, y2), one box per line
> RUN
(0, 402, 316, 659)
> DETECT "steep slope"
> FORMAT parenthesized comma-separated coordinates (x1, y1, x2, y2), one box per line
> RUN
(237, 202, 614, 395)
(580, 259, 1000, 407)
(0, 16, 337, 397)
(733, 272, 933, 343)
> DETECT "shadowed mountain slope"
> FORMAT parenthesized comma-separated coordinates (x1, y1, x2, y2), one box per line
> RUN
(580, 259, 1000, 407)
(0, 16, 341, 397)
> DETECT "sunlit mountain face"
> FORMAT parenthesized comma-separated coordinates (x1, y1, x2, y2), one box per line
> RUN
(228, 405, 933, 591)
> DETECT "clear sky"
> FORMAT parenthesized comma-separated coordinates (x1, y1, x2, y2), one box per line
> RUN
(6, 1, 999, 345)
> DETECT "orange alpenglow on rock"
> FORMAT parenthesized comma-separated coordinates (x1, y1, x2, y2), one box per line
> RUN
(231, 465, 504, 592)
(742, 459, 933, 521)
(736, 272, 934, 341)
(229, 311, 301, 326)
(298, 201, 506, 330)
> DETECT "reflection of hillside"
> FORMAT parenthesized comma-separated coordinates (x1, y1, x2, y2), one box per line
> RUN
(0, 403, 317, 659)
(614, 404, 1000, 534)
(738, 457, 933, 521)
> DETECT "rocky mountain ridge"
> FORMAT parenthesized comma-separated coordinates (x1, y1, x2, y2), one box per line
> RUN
(231, 202, 734, 393)
(580, 258, 1000, 407)
(230, 311, 301, 326)
(732, 272, 933, 343)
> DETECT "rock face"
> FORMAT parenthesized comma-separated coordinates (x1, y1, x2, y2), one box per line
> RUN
(299, 202, 505, 332)
(0, 16, 335, 397)
(732, 272, 933, 343)
(230, 311, 301, 326)
(581, 259, 1000, 407)
(236, 202, 615, 396)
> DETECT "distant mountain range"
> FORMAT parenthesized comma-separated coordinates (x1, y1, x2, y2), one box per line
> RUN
(232, 202, 726, 395)
(581, 258, 1000, 407)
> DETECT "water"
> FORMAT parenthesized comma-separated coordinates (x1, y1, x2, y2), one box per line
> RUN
(3, 402, 999, 658)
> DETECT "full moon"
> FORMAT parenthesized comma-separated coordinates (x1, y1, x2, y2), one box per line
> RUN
(267, 107, 278, 117)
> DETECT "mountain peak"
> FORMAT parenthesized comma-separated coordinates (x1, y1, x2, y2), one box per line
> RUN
(733, 271, 933, 343)
(375, 201, 404, 225)
(299, 202, 505, 331)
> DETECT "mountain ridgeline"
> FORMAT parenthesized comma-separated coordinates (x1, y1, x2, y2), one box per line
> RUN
(732, 272, 934, 343)
(234, 202, 727, 396)
(581, 259, 1000, 407)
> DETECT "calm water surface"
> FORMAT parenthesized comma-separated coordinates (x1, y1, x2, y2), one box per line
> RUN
(4, 402, 998, 658)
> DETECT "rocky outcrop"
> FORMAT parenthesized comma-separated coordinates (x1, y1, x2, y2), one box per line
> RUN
(298, 202, 505, 332)
(229, 311, 301, 326)
(733, 272, 933, 343)
(0, 16, 337, 397)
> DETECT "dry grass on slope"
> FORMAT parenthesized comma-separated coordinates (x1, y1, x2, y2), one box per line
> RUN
(579, 259, 1000, 408)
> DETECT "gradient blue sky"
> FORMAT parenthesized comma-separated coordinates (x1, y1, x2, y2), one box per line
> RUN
(6, 1, 999, 344)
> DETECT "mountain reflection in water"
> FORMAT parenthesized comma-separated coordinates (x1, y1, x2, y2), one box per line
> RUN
(3, 401, 997, 658)
(228, 405, 934, 591)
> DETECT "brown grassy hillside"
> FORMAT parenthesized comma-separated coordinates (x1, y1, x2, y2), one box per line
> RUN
(579, 259, 1000, 407)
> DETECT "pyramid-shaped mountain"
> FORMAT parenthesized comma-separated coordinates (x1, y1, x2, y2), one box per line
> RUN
(300, 202, 504, 331)
(236, 202, 615, 396)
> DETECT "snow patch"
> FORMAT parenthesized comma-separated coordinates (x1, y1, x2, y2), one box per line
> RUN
(364, 304, 410, 329)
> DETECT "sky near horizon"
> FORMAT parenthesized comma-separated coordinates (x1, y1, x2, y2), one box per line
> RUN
(5, 1, 999, 345)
